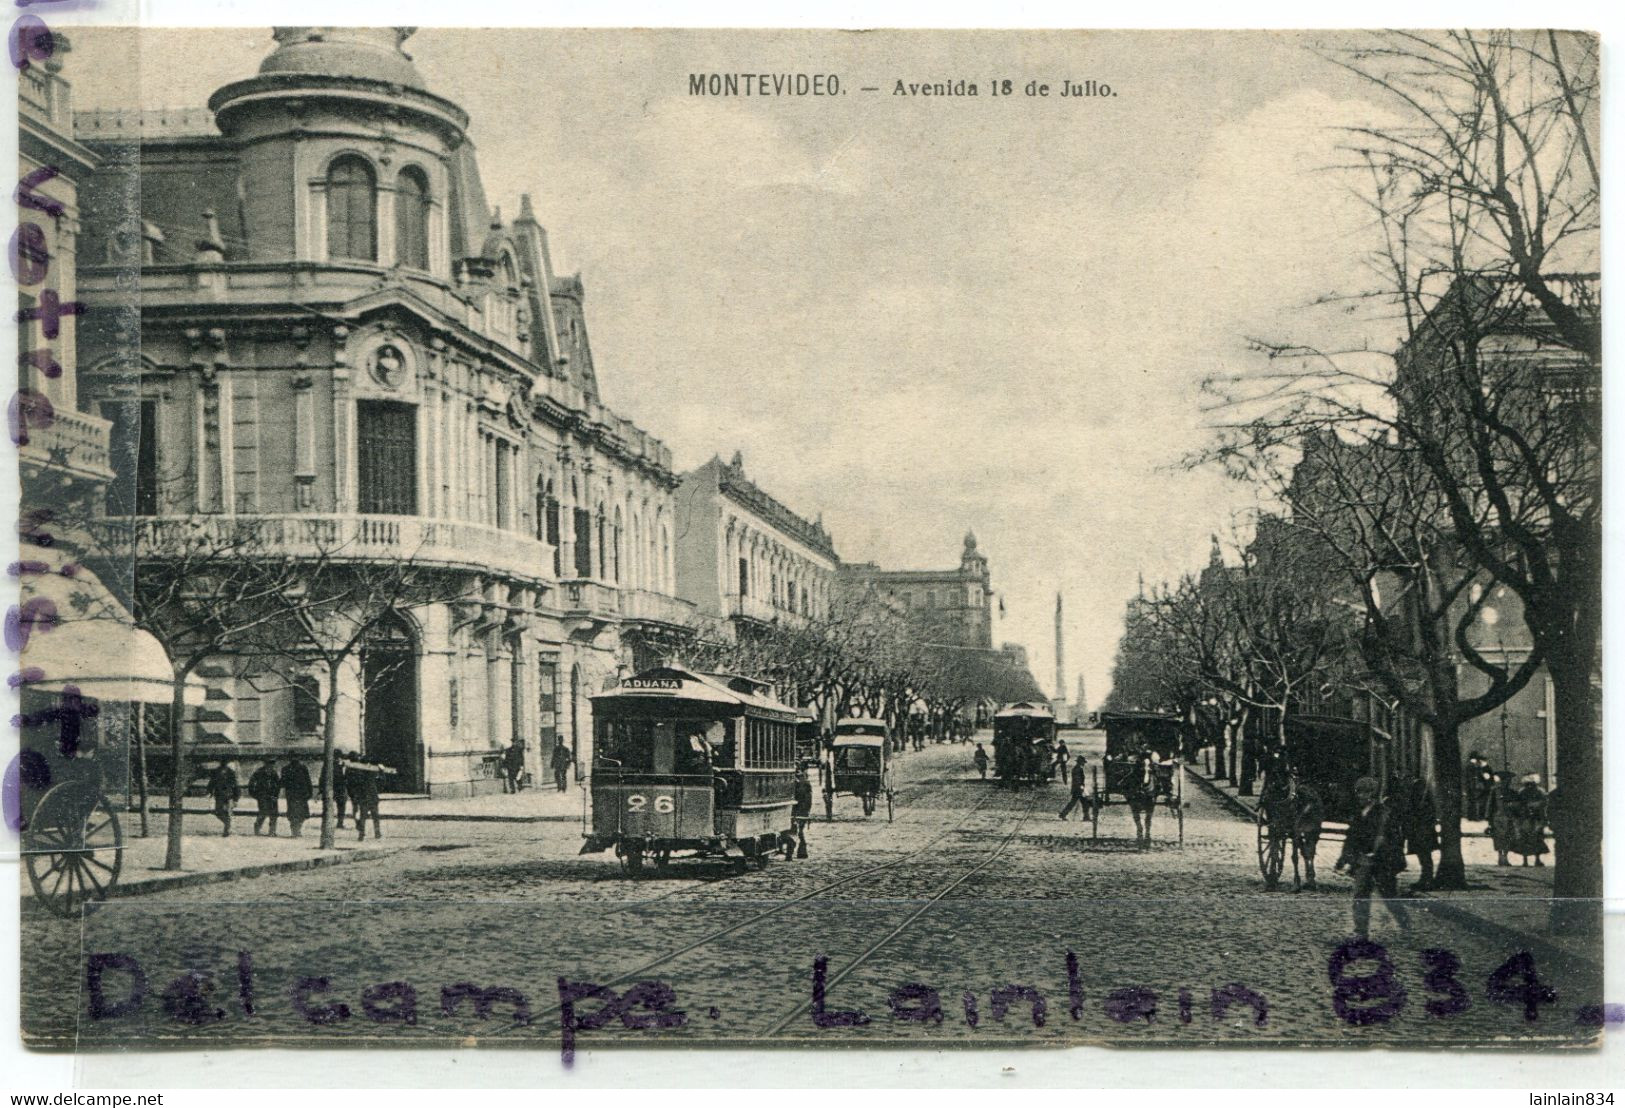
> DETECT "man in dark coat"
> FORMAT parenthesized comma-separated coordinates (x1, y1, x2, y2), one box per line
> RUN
(1334, 776, 1410, 939)
(1059, 755, 1091, 821)
(247, 757, 281, 836)
(350, 761, 384, 841)
(319, 754, 348, 829)
(503, 739, 526, 793)
(280, 756, 314, 838)
(1404, 776, 1440, 891)
(790, 767, 813, 859)
(973, 743, 989, 780)
(208, 760, 241, 837)
(551, 742, 574, 793)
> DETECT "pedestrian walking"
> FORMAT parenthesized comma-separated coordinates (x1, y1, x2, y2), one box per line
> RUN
(972, 743, 989, 780)
(1404, 775, 1439, 891)
(1512, 774, 1549, 867)
(1487, 772, 1517, 866)
(1333, 776, 1410, 939)
(503, 739, 526, 794)
(280, 755, 313, 838)
(247, 757, 281, 836)
(790, 767, 813, 859)
(320, 753, 348, 829)
(207, 760, 240, 837)
(1059, 755, 1091, 821)
(349, 760, 386, 841)
(551, 742, 574, 792)
(1464, 752, 1493, 821)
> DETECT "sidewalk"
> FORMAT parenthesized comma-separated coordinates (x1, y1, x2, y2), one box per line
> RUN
(160, 780, 588, 825)
(22, 812, 401, 904)
(1189, 766, 1599, 972)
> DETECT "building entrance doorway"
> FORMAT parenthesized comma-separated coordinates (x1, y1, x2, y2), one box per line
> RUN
(362, 615, 420, 792)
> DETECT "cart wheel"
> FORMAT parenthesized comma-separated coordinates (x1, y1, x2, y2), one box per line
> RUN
(25, 784, 122, 918)
(1256, 811, 1285, 889)
(886, 789, 895, 823)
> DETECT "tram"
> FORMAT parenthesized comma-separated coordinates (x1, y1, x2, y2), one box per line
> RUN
(582, 665, 800, 875)
(992, 702, 1058, 786)
(824, 718, 894, 821)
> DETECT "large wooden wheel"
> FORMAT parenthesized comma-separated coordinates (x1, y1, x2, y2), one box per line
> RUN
(25, 782, 123, 917)
(1256, 808, 1285, 889)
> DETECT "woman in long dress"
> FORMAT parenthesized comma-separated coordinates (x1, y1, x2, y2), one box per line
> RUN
(1511, 774, 1549, 866)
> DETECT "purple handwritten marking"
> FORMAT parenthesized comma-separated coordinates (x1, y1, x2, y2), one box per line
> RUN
(1211, 983, 1268, 1028)
(8, 12, 52, 69)
(13, 165, 63, 218)
(1104, 985, 1157, 1023)
(10, 665, 46, 687)
(161, 969, 226, 1025)
(85, 953, 148, 1020)
(3, 753, 22, 834)
(1486, 950, 1557, 1022)
(361, 981, 418, 1025)
(10, 220, 48, 284)
(237, 952, 256, 1016)
(809, 956, 868, 1029)
(886, 983, 943, 1024)
(556, 978, 687, 1065)
(1575, 1004, 1625, 1027)
(989, 984, 1045, 1027)
(1178, 986, 1194, 1024)
(14, 287, 83, 340)
(1065, 950, 1084, 1020)
(6, 594, 57, 648)
(291, 976, 351, 1026)
(8, 388, 55, 447)
(8, 560, 51, 576)
(1328, 938, 1406, 1026)
(441, 982, 532, 1025)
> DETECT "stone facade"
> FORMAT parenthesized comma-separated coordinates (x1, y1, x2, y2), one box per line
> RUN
(71, 27, 694, 795)
(672, 453, 836, 635)
(840, 532, 994, 649)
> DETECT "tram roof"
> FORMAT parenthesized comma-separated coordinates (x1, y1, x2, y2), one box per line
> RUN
(994, 702, 1055, 719)
(592, 665, 799, 715)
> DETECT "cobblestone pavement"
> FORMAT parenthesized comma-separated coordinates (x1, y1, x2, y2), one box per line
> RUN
(21, 740, 1602, 1054)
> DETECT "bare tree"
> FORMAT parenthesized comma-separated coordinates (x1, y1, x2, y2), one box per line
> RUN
(1206, 31, 1600, 921)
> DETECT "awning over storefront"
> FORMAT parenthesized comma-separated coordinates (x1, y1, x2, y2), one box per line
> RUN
(16, 551, 206, 707)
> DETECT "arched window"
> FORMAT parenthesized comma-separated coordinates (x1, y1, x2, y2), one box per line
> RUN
(327, 156, 377, 262)
(394, 167, 430, 270)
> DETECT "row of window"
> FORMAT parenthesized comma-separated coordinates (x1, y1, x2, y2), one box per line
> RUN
(743, 717, 798, 769)
(326, 156, 432, 269)
(736, 557, 825, 617)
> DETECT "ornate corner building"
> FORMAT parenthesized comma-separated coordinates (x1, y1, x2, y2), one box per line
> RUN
(71, 27, 697, 795)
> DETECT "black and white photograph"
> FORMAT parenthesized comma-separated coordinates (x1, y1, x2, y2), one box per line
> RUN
(4, 10, 1613, 1088)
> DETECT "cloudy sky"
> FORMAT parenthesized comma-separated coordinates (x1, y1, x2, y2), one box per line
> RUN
(68, 27, 1402, 707)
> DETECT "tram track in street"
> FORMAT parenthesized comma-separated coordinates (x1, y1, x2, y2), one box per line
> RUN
(756, 789, 1040, 1036)
(488, 780, 1016, 1038)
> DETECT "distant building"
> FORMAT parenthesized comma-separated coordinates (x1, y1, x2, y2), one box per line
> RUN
(672, 453, 837, 638)
(840, 531, 994, 649)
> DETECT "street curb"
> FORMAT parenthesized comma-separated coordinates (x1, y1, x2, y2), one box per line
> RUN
(156, 805, 579, 825)
(1187, 769, 1258, 820)
(24, 844, 403, 906)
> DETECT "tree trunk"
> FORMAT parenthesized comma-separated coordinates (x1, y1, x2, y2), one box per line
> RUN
(1431, 718, 1468, 890)
(319, 669, 342, 850)
(1548, 659, 1601, 933)
(163, 671, 189, 870)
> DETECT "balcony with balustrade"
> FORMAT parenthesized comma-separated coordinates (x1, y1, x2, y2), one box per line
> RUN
(20, 406, 115, 485)
(620, 588, 697, 630)
(135, 513, 556, 585)
(727, 592, 809, 629)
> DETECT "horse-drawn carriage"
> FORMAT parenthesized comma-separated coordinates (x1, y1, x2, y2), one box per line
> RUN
(1091, 710, 1185, 845)
(1255, 713, 1390, 890)
(824, 718, 894, 820)
(992, 702, 1057, 787)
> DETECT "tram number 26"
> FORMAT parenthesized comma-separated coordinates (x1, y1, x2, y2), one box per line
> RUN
(626, 794, 674, 813)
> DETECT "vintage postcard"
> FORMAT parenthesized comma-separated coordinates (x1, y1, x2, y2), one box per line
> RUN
(7, 18, 1612, 1073)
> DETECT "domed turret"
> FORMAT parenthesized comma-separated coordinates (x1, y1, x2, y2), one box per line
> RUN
(259, 27, 426, 90)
